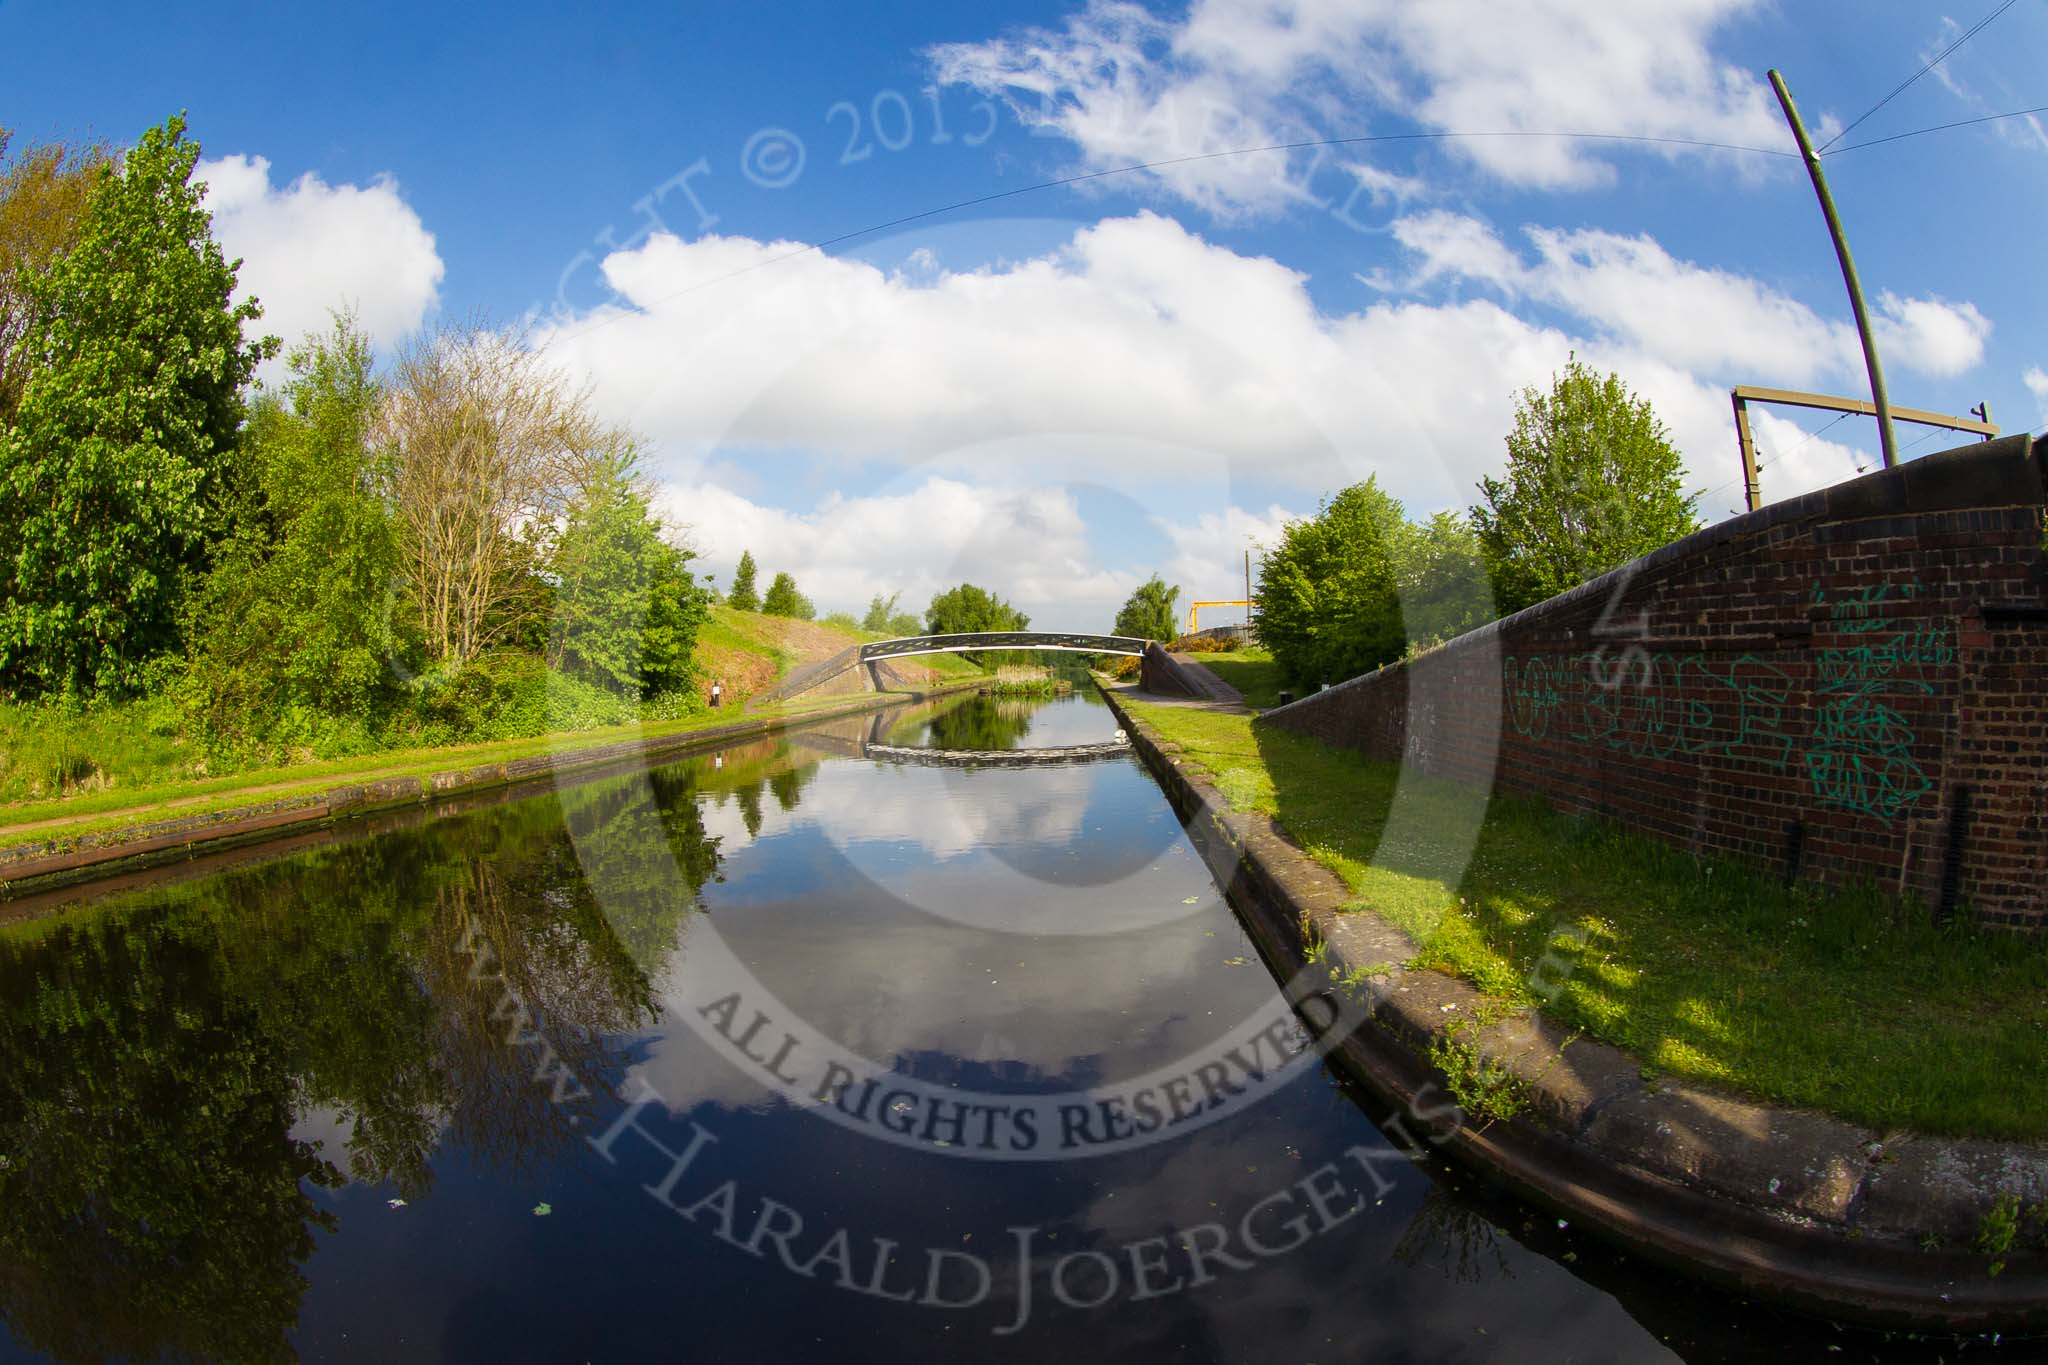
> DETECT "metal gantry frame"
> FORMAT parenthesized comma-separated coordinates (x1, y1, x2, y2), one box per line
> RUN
(1730, 385, 1998, 512)
(1185, 600, 1255, 633)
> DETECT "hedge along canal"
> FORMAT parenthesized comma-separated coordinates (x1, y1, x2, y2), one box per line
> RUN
(0, 688, 2025, 1361)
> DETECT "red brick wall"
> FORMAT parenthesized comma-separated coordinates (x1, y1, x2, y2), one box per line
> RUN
(1259, 434, 2048, 927)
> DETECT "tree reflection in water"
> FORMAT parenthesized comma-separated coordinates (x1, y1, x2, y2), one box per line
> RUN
(901, 695, 1038, 752)
(0, 746, 757, 1364)
(1389, 1185, 1514, 1285)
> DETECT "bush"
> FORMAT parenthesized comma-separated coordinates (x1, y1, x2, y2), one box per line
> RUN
(641, 689, 709, 724)
(402, 651, 636, 746)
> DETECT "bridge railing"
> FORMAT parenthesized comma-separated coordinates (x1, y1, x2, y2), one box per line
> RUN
(747, 632, 1152, 710)
(861, 631, 1148, 661)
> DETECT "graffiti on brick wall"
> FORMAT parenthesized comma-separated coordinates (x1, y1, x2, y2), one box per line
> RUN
(1505, 651, 1796, 764)
(1805, 581, 1951, 822)
(1501, 583, 1954, 824)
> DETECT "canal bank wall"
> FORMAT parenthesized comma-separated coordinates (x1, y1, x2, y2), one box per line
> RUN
(0, 679, 986, 905)
(1262, 433, 2048, 929)
(1099, 679, 2048, 1331)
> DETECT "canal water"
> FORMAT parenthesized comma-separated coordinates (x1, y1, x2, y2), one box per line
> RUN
(0, 690, 2028, 1362)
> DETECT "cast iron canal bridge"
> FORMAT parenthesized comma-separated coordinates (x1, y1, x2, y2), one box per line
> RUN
(748, 631, 1150, 709)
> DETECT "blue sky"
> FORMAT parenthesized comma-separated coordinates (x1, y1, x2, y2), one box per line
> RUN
(4, 0, 2044, 627)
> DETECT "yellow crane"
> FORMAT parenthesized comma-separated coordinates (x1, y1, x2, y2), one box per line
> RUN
(1186, 600, 1254, 633)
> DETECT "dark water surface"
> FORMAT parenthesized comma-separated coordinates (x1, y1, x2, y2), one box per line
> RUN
(0, 691, 2029, 1363)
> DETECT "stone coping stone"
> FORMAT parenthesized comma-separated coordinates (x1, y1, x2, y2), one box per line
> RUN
(1098, 679, 2048, 1330)
(1858, 1136, 2048, 1244)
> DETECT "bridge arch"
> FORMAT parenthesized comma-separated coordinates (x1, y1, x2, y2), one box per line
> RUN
(746, 632, 1148, 710)
(861, 631, 1148, 662)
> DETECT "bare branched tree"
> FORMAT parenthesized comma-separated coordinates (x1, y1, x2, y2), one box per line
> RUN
(0, 130, 113, 425)
(374, 319, 624, 665)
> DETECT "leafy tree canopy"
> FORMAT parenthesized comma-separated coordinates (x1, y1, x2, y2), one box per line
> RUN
(550, 448, 708, 698)
(180, 316, 404, 758)
(0, 115, 276, 697)
(1113, 575, 1181, 643)
(1255, 478, 1407, 688)
(1470, 355, 1700, 615)
(1394, 510, 1493, 650)
(924, 582, 1028, 636)
(760, 570, 814, 620)
(727, 550, 760, 612)
(861, 591, 900, 632)
(0, 128, 111, 426)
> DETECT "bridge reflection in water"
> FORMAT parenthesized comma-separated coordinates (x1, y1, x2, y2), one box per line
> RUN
(786, 696, 1130, 768)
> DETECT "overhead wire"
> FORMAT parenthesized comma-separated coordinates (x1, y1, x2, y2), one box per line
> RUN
(1694, 411, 1852, 509)
(1822, 102, 2048, 155)
(1815, 0, 2024, 152)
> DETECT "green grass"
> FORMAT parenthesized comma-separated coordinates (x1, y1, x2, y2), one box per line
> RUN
(0, 684, 970, 847)
(1187, 647, 1286, 708)
(1128, 699, 2048, 1140)
(697, 608, 798, 673)
(0, 696, 199, 804)
(2, 603, 983, 838)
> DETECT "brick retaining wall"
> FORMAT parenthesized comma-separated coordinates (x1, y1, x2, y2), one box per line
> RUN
(1260, 434, 2048, 927)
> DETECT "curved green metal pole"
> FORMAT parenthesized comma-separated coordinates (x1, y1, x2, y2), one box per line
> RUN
(1769, 68, 1899, 470)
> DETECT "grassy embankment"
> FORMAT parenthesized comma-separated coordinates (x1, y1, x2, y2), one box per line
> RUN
(0, 606, 984, 845)
(1125, 696, 2048, 1140)
(1178, 646, 1285, 707)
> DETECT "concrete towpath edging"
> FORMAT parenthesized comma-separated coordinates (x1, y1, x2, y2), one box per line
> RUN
(1097, 679, 2048, 1333)
(0, 681, 984, 902)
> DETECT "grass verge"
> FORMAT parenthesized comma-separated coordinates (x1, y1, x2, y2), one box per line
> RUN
(2, 605, 988, 835)
(0, 686, 974, 849)
(1126, 698, 2048, 1141)
(1185, 647, 1286, 708)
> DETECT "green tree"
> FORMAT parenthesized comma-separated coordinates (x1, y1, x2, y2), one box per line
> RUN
(180, 316, 405, 758)
(861, 591, 901, 632)
(727, 549, 761, 612)
(0, 116, 275, 697)
(1396, 511, 1494, 649)
(924, 582, 1029, 635)
(1470, 356, 1700, 614)
(760, 571, 813, 620)
(1113, 575, 1181, 643)
(549, 450, 708, 698)
(1256, 478, 1407, 688)
(0, 129, 111, 426)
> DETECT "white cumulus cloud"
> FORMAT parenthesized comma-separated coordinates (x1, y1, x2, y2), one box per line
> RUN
(930, 0, 1790, 215)
(539, 206, 1991, 548)
(654, 476, 1139, 627)
(1385, 210, 1991, 383)
(198, 154, 443, 366)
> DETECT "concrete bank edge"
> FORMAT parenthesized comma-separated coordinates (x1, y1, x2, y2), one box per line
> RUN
(1098, 680, 2048, 1333)
(0, 680, 984, 902)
